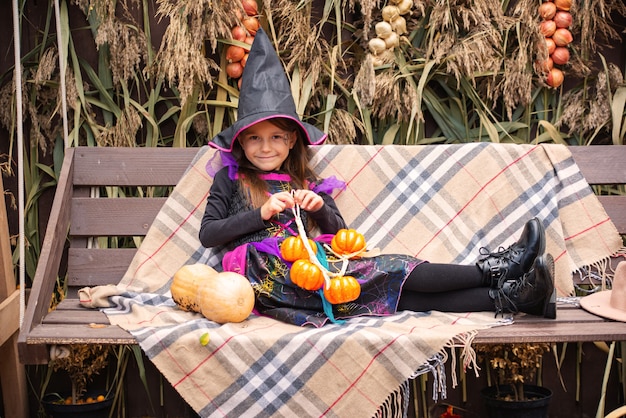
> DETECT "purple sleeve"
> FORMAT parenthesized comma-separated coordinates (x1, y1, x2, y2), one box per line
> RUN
(305, 176, 347, 234)
(310, 175, 346, 195)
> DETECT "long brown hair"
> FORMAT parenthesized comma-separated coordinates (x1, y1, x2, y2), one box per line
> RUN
(232, 117, 318, 209)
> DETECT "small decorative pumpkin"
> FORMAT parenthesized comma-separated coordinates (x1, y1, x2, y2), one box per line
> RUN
(331, 229, 367, 256)
(171, 263, 219, 312)
(290, 259, 325, 291)
(280, 236, 317, 262)
(197, 271, 255, 323)
(323, 276, 361, 304)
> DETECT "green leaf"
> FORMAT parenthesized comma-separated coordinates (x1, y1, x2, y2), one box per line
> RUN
(611, 86, 626, 146)
(323, 94, 337, 133)
(382, 124, 401, 145)
(78, 56, 122, 118)
(538, 120, 567, 144)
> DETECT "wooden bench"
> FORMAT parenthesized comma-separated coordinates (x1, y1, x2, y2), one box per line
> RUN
(17, 145, 626, 365)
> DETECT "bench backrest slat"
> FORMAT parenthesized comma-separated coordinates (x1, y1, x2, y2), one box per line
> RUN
(67, 248, 137, 289)
(72, 147, 198, 186)
(569, 147, 626, 235)
(597, 196, 626, 235)
(569, 146, 626, 185)
(70, 197, 168, 236)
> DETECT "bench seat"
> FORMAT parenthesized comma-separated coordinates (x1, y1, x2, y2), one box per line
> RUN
(26, 299, 625, 346)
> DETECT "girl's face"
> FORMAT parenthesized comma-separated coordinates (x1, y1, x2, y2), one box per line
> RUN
(238, 120, 297, 172)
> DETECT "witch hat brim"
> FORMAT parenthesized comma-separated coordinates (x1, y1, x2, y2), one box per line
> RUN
(209, 28, 326, 151)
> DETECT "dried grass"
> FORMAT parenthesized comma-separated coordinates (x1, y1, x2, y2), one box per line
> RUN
(327, 108, 364, 144)
(97, 107, 143, 147)
(494, 0, 543, 119)
(95, 18, 146, 85)
(353, 54, 377, 106)
(557, 63, 625, 140)
(367, 69, 419, 124)
(427, 0, 510, 70)
(356, 0, 626, 129)
(266, 0, 328, 90)
(0, 81, 16, 132)
(25, 47, 65, 153)
(575, 0, 626, 57)
(63, 66, 82, 113)
(350, 0, 380, 40)
(153, 0, 236, 104)
(50, 344, 112, 400)
(33, 48, 58, 88)
(72, 0, 117, 19)
(7, 0, 626, 150)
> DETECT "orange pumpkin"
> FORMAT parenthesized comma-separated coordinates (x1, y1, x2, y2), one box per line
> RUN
(290, 259, 325, 291)
(331, 229, 367, 256)
(280, 236, 317, 262)
(197, 272, 255, 323)
(323, 276, 361, 304)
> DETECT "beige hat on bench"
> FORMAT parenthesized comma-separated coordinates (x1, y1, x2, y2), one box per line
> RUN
(580, 261, 626, 322)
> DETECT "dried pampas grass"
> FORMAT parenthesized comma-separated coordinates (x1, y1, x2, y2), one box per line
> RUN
(557, 63, 624, 141)
(154, 0, 236, 105)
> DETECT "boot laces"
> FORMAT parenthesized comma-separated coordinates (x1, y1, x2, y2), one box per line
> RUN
(479, 245, 522, 281)
(479, 245, 522, 264)
(492, 273, 533, 317)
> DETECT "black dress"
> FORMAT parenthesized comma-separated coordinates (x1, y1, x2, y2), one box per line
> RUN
(199, 168, 422, 327)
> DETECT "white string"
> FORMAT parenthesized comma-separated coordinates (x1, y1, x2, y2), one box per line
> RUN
(12, 0, 25, 327)
(290, 198, 333, 287)
(54, 0, 70, 148)
(289, 192, 364, 287)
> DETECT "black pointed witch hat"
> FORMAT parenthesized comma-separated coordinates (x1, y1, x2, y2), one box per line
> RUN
(208, 28, 327, 151)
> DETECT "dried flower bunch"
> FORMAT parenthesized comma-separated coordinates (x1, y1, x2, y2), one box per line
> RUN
(50, 344, 113, 403)
(475, 342, 550, 401)
(354, 0, 626, 134)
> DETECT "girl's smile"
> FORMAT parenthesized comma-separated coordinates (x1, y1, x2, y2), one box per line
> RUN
(238, 120, 297, 171)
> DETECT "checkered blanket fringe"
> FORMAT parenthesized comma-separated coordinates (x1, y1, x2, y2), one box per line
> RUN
(374, 380, 411, 418)
(98, 143, 622, 418)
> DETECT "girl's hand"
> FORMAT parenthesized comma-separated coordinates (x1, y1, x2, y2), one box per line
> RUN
(293, 189, 324, 212)
(260, 191, 295, 220)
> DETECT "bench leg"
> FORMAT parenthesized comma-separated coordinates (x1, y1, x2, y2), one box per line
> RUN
(0, 332, 29, 418)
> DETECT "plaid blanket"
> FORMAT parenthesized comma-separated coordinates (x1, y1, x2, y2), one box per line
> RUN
(101, 143, 622, 417)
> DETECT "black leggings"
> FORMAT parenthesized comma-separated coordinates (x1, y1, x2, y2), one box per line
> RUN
(397, 262, 494, 312)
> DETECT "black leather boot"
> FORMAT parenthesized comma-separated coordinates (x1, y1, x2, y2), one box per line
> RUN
(489, 253, 557, 319)
(477, 218, 546, 288)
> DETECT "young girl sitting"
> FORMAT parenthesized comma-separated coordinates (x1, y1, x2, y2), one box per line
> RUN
(199, 28, 555, 327)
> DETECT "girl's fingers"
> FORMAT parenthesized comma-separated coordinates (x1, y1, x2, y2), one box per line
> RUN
(265, 193, 294, 217)
(293, 189, 309, 204)
(274, 191, 295, 206)
(293, 190, 323, 211)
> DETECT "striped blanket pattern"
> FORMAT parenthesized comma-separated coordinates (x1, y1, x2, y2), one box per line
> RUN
(103, 143, 621, 417)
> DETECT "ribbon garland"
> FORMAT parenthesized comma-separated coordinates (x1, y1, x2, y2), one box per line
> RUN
(289, 192, 367, 324)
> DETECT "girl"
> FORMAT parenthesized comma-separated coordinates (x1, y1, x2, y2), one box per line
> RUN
(199, 28, 555, 327)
